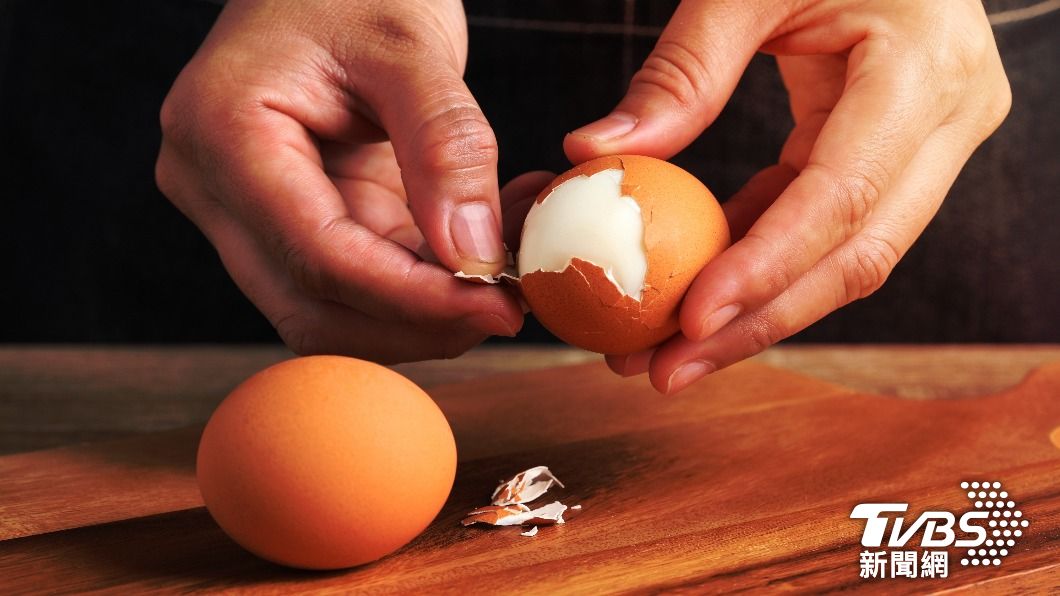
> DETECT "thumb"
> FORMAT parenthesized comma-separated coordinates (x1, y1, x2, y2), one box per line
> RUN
(374, 66, 505, 277)
(564, 0, 779, 163)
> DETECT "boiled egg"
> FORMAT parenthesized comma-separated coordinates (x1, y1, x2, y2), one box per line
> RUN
(518, 155, 729, 354)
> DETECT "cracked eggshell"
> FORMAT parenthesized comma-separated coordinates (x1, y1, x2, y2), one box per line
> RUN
(518, 155, 729, 354)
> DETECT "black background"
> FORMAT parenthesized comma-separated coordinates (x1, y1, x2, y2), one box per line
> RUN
(1, 0, 1057, 345)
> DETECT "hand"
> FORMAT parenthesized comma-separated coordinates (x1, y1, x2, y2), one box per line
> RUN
(564, 0, 1011, 393)
(156, 0, 523, 363)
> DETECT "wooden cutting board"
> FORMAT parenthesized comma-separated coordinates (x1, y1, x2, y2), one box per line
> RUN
(1, 359, 1059, 593)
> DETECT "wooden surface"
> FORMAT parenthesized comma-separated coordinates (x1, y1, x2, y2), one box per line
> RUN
(1, 345, 1059, 593)
(5, 344, 1060, 455)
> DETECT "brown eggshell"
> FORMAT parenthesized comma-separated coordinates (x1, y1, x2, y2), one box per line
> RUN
(519, 155, 729, 354)
(196, 356, 456, 570)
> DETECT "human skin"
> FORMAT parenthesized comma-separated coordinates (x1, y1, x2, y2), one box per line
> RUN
(558, 0, 1011, 394)
(157, 0, 526, 362)
(159, 0, 1010, 385)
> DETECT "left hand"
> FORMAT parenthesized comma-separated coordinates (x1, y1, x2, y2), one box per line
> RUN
(156, 0, 524, 362)
(563, 0, 1012, 394)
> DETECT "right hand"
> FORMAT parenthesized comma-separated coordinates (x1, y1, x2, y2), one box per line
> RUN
(564, 0, 1010, 393)
(156, 0, 523, 363)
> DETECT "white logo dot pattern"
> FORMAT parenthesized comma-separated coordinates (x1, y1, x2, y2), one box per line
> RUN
(959, 481, 1028, 567)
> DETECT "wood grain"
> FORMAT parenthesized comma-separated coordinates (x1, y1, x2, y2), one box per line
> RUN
(4, 344, 1059, 455)
(2, 352, 1059, 593)
(0, 345, 596, 455)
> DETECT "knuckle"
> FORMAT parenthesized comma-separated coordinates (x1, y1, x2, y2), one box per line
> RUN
(942, 12, 990, 80)
(929, 29, 979, 82)
(280, 240, 314, 291)
(159, 84, 210, 153)
(339, 10, 467, 73)
(740, 231, 802, 297)
(158, 93, 187, 143)
(843, 235, 901, 302)
(926, 41, 977, 110)
(347, 11, 432, 63)
(980, 74, 1013, 136)
(633, 39, 712, 113)
(740, 314, 788, 355)
(280, 235, 338, 303)
(914, 6, 995, 113)
(413, 107, 498, 176)
(158, 68, 263, 164)
(361, 245, 423, 326)
(368, 13, 426, 54)
(281, 219, 369, 303)
(159, 64, 235, 143)
(283, 222, 415, 320)
(810, 162, 886, 235)
(274, 312, 317, 356)
(154, 151, 178, 200)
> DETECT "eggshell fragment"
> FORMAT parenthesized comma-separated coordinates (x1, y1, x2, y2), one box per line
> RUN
(454, 247, 520, 285)
(461, 466, 578, 536)
(461, 501, 569, 527)
(454, 269, 520, 285)
(491, 465, 564, 506)
(519, 155, 729, 354)
(461, 504, 532, 526)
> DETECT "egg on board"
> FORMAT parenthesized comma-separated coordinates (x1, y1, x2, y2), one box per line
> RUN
(196, 356, 456, 570)
(518, 155, 729, 355)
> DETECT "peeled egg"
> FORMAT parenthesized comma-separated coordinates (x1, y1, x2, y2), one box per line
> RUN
(196, 356, 456, 570)
(518, 155, 729, 354)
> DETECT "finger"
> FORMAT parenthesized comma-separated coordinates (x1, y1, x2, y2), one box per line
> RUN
(275, 301, 489, 364)
(364, 62, 506, 277)
(333, 174, 428, 256)
(775, 54, 847, 128)
(330, 176, 413, 239)
(323, 142, 428, 255)
(564, 0, 785, 163)
(199, 107, 522, 336)
(181, 190, 497, 362)
(679, 37, 967, 342)
(219, 222, 493, 363)
(721, 164, 799, 241)
(654, 120, 982, 394)
(718, 57, 837, 241)
(500, 171, 555, 251)
(605, 349, 654, 378)
(322, 141, 405, 201)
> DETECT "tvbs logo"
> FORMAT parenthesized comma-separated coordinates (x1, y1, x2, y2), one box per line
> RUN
(851, 481, 1030, 575)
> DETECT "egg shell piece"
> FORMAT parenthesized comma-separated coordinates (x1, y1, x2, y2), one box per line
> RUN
(196, 355, 456, 570)
(521, 257, 679, 354)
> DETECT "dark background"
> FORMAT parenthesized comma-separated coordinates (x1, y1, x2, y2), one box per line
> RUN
(1, 0, 1057, 345)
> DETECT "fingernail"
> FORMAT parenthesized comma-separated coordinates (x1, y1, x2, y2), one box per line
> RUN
(666, 360, 715, 395)
(571, 111, 638, 142)
(698, 304, 741, 339)
(462, 313, 518, 337)
(451, 202, 504, 265)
